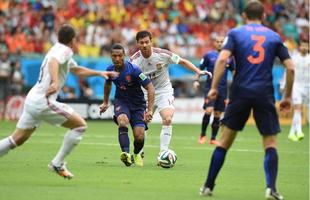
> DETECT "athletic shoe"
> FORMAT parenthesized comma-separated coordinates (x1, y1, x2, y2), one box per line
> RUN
(209, 139, 219, 145)
(199, 186, 213, 196)
(134, 153, 144, 167)
(48, 162, 74, 179)
(296, 131, 304, 141)
(198, 136, 207, 144)
(288, 134, 298, 142)
(265, 188, 284, 200)
(120, 152, 133, 167)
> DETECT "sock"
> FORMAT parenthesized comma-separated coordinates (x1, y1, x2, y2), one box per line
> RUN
(211, 117, 220, 140)
(264, 147, 278, 191)
(201, 114, 211, 137)
(51, 126, 85, 166)
(118, 127, 130, 153)
(160, 125, 172, 152)
(0, 136, 17, 157)
(205, 146, 227, 190)
(293, 110, 302, 133)
(134, 139, 144, 154)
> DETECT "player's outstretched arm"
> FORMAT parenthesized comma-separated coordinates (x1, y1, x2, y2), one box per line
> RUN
(100, 80, 112, 114)
(279, 58, 295, 114)
(179, 58, 212, 78)
(46, 58, 60, 97)
(143, 82, 155, 123)
(70, 66, 119, 79)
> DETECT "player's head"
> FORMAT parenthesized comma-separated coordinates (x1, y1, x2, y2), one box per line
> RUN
(111, 43, 125, 68)
(58, 24, 76, 48)
(299, 40, 309, 55)
(243, 1, 264, 21)
(136, 30, 152, 57)
(214, 35, 225, 51)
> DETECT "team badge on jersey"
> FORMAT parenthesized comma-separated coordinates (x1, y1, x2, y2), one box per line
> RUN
(125, 75, 131, 82)
(139, 73, 147, 81)
(156, 63, 163, 70)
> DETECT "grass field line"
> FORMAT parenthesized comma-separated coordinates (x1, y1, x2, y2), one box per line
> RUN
(28, 140, 308, 155)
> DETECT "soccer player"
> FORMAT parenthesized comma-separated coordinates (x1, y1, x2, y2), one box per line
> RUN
(287, 41, 309, 142)
(0, 24, 117, 179)
(130, 30, 211, 160)
(100, 43, 154, 167)
(193, 35, 235, 145)
(199, 1, 294, 200)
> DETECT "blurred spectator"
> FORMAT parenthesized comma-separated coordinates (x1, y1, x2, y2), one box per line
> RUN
(59, 86, 77, 100)
(10, 60, 24, 95)
(0, 51, 12, 118)
(79, 77, 94, 100)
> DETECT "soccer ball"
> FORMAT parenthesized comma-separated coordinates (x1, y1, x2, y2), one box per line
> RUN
(158, 149, 177, 168)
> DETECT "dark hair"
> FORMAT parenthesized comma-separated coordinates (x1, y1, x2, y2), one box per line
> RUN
(136, 30, 152, 42)
(111, 43, 125, 53)
(58, 24, 76, 45)
(244, 1, 264, 20)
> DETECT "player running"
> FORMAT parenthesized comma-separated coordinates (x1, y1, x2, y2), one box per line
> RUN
(100, 43, 154, 167)
(199, 1, 294, 199)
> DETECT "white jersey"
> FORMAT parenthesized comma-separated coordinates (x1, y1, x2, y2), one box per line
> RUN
(26, 43, 77, 104)
(130, 47, 180, 94)
(292, 52, 310, 87)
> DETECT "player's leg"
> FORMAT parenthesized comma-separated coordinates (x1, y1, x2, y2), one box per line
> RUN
(200, 98, 251, 196)
(289, 87, 302, 141)
(253, 96, 283, 199)
(130, 109, 147, 166)
(209, 95, 226, 144)
(157, 93, 175, 152)
(292, 104, 304, 140)
(199, 100, 213, 144)
(0, 106, 38, 156)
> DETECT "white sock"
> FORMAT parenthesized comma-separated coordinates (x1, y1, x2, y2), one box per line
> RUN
(160, 125, 172, 152)
(0, 136, 17, 157)
(51, 126, 86, 166)
(292, 110, 302, 133)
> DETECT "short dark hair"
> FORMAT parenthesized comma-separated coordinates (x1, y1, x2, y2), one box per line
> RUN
(58, 24, 76, 45)
(244, 1, 264, 20)
(111, 43, 125, 53)
(136, 30, 152, 42)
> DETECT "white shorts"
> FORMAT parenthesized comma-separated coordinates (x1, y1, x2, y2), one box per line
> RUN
(154, 91, 175, 112)
(292, 85, 309, 105)
(16, 100, 74, 129)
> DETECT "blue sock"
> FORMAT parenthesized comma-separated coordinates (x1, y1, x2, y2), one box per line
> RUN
(133, 139, 144, 154)
(211, 117, 220, 140)
(201, 114, 211, 136)
(264, 147, 278, 191)
(205, 146, 227, 190)
(118, 127, 129, 153)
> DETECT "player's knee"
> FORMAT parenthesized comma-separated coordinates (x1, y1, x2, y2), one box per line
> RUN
(205, 108, 213, 115)
(162, 116, 172, 125)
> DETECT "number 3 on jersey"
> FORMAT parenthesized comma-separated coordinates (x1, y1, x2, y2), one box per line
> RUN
(247, 35, 266, 64)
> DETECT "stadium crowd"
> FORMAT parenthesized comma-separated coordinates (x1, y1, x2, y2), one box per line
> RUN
(0, 0, 308, 99)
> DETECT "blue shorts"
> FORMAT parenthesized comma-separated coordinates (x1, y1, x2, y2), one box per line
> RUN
(203, 93, 226, 112)
(114, 99, 147, 130)
(221, 96, 280, 135)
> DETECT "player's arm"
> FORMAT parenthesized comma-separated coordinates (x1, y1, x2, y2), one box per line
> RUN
(100, 80, 112, 114)
(46, 57, 60, 97)
(70, 66, 118, 79)
(208, 50, 232, 100)
(279, 58, 295, 114)
(143, 82, 155, 123)
(179, 58, 212, 77)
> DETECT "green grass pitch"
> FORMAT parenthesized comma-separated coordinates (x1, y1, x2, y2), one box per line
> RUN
(0, 121, 308, 200)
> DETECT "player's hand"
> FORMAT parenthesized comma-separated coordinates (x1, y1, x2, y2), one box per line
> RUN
(46, 82, 59, 97)
(207, 88, 218, 100)
(101, 71, 119, 79)
(198, 70, 212, 78)
(193, 80, 200, 92)
(99, 102, 109, 115)
(279, 97, 292, 116)
(144, 110, 153, 123)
